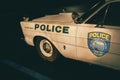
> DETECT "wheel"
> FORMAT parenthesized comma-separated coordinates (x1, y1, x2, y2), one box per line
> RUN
(36, 38, 59, 62)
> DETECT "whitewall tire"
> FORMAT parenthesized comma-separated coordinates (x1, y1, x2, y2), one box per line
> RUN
(36, 38, 59, 62)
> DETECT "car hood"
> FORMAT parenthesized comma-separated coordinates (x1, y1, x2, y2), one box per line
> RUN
(32, 13, 74, 23)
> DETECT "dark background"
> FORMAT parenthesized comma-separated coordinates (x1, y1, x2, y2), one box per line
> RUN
(0, 0, 120, 80)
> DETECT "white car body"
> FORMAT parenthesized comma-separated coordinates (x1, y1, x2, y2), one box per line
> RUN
(20, 0, 120, 70)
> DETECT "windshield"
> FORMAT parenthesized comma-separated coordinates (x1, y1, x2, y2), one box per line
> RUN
(77, 0, 105, 23)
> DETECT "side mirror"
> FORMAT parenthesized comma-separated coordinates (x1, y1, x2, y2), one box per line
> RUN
(72, 12, 80, 23)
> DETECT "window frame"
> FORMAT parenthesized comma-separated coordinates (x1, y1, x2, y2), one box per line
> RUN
(83, 1, 120, 25)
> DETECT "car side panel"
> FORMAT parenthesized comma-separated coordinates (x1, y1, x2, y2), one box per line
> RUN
(76, 24, 120, 70)
(20, 21, 77, 59)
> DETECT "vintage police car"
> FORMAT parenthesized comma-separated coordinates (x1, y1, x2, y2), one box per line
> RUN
(20, 0, 120, 70)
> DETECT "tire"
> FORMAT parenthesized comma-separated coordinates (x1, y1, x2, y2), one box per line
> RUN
(36, 38, 59, 62)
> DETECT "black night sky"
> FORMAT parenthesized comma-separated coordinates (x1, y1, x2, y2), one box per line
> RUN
(0, 0, 100, 14)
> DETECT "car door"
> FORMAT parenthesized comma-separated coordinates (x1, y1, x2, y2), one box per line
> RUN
(76, 2, 120, 69)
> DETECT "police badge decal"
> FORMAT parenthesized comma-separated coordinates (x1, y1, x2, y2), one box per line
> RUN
(88, 32, 111, 57)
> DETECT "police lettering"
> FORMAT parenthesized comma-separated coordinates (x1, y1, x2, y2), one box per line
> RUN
(89, 32, 111, 41)
(34, 24, 69, 34)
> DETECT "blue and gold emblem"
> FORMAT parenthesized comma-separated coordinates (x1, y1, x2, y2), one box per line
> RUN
(88, 32, 111, 57)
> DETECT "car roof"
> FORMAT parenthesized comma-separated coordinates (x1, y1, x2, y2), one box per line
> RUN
(105, 0, 120, 2)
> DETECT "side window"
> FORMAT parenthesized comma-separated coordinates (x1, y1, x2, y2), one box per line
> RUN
(86, 6, 108, 24)
(86, 2, 120, 27)
(104, 2, 120, 26)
